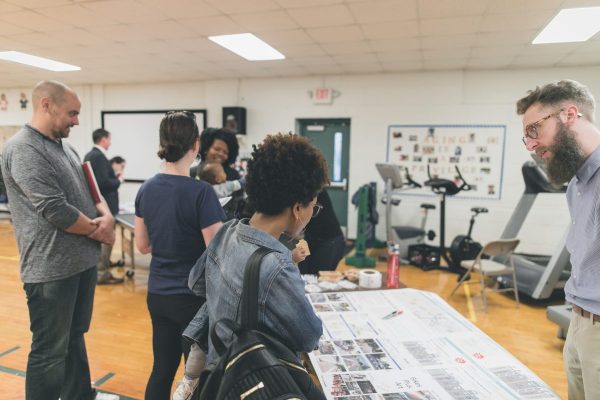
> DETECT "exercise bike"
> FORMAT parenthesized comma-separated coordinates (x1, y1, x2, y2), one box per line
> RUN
(424, 165, 486, 277)
(449, 207, 488, 271)
(376, 163, 436, 261)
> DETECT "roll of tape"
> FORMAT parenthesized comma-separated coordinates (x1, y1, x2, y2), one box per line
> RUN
(358, 269, 382, 289)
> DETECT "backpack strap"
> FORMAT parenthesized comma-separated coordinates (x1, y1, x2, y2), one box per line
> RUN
(241, 246, 275, 330)
(210, 245, 275, 356)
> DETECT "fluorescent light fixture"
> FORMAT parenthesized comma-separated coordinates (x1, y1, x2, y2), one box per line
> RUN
(208, 33, 285, 61)
(533, 7, 600, 44)
(0, 51, 80, 71)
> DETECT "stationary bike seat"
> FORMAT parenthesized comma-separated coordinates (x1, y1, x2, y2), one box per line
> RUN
(420, 203, 436, 210)
(470, 207, 488, 213)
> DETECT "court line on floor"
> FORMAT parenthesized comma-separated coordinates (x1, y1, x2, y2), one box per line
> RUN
(0, 255, 19, 261)
(0, 364, 138, 400)
(0, 346, 20, 358)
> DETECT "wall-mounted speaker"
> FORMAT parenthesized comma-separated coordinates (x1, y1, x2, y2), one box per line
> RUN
(222, 107, 246, 135)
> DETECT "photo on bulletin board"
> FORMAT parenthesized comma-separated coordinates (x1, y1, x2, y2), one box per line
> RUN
(386, 125, 506, 200)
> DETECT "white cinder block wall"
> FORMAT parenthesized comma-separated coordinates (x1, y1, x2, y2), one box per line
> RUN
(2, 66, 599, 256)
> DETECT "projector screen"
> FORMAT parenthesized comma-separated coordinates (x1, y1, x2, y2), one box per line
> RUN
(101, 110, 206, 181)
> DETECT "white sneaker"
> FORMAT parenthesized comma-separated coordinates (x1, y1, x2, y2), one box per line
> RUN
(96, 392, 120, 400)
(173, 376, 199, 400)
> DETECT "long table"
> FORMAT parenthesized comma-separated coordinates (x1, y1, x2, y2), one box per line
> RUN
(306, 288, 559, 400)
(115, 213, 135, 274)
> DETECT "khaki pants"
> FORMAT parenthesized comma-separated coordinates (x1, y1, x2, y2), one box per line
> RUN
(563, 310, 600, 400)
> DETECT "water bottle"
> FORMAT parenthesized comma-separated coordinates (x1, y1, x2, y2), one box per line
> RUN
(386, 244, 400, 289)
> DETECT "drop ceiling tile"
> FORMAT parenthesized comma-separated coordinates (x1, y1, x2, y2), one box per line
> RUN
(294, 55, 337, 66)
(321, 40, 371, 55)
(486, 0, 564, 14)
(376, 50, 422, 62)
(361, 20, 419, 39)
(134, 20, 198, 40)
(480, 12, 555, 33)
(0, 10, 70, 33)
(179, 15, 245, 36)
(332, 53, 378, 64)
(510, 53, 566, 68)
(275, 0, 342, 8)
(342, 63, 383, 73)
(423, 58, 467, 70)
(205, 0, 280, 14)
(257, 29, 315, 45)
(0, 21, 32, 35)
(369, 38, 420, 52)
(470, 45, 524, 59)
(230, 10, 299, 31)
(81, 1, 168, 24)
(88, 24, 154, 42)
(420, 35, 475, 50)
(422, 47, 471, 60)
(36, 4, 120, 28)
(303, 64, 345, 74)
(5, 0, 72, 7)
(473, 31, 536, 47)
(306, 25, 364, 43)
(418, 0, 488, 19)
(420, 16, 481, 36)
(139, 0, 221, 19)
(380, 59, 423, 72)
(279, 43, 326, 57)
(0, 1, 23, 12)
(466, 57, 512, 69)
(287, 5, 355, 28)
(348, 0, 417, 23)
(555, 52, 600, 66)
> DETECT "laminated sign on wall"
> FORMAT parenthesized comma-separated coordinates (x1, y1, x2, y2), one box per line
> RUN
(386, 125, 506, 200)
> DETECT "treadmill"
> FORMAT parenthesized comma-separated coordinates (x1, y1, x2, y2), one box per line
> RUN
(496, 156, 571, 300)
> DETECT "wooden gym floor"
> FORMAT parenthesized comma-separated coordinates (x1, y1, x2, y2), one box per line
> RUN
(0, 220, 567, 399)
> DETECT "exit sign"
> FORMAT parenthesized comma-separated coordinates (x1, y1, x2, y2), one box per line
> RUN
(313, 87, 334, 104)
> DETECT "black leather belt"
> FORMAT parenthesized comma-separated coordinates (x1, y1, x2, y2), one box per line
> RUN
(572, 304, 600, 323)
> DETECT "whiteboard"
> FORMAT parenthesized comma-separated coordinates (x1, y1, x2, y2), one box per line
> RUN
(386, 124, 506, 200)
(101, 110, 206, 181)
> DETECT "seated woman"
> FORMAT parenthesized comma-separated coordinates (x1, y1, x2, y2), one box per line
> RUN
(298, 189, 346, 275)
(173, 133, 328, 400)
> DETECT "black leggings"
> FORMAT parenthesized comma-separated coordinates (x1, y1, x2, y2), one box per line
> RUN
(145, 293, 204, 400)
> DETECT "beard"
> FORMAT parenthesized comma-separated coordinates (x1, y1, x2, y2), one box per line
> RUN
(545, 121, 585, 186)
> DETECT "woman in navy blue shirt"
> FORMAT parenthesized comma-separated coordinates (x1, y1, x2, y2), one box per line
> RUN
(134, 111, 224, 400)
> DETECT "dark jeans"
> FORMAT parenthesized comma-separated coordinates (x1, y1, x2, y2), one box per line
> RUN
(24, 267, 97, 400)
(145, 293, 204, 400)
(299, 234, 346, 275)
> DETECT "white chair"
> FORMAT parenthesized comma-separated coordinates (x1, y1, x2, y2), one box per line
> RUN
(450, 239, 520, 309)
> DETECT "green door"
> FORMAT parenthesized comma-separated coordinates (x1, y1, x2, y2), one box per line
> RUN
(297, 119, 350, 229)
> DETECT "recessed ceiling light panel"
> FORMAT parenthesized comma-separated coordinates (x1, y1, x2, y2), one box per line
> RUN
(0, 51, 80, 71)
(209, 33, 285, 61)
(533, 7, 600, 44)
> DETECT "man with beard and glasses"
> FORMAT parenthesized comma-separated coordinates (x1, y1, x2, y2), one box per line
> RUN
(517, 79, 600, 400)
(0, 81, 118, 400)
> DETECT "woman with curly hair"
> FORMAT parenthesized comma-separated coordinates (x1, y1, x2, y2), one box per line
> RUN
(198, 127, 240, 180)
(173, 133, 329, 400)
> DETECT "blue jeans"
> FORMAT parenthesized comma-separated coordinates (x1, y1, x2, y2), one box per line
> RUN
(24, 267, 97, 400)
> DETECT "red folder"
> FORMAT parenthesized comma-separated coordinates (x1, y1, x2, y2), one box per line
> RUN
(82, 161, 101, 204)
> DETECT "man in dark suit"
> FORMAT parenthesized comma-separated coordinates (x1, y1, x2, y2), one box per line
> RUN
(84, 128, 123, 284)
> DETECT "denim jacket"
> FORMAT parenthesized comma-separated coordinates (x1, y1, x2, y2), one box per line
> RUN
(184, 218, 323, 366)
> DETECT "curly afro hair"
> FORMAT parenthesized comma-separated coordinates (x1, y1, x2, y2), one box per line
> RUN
(199, 127, 240, 166)
(245, 133, 329, 216)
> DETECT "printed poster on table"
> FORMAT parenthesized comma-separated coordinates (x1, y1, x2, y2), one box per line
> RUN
(306, 289, 558, 400)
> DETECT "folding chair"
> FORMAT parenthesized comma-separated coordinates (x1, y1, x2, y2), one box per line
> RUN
(450, 239, 520, 309)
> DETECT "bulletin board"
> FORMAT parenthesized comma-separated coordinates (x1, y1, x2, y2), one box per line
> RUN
(386, 125, 506, 200)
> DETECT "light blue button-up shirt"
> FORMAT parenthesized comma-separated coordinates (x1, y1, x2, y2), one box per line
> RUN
(565, 145, 600, 315)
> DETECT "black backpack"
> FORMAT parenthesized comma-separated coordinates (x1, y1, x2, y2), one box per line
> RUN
(198, 246, 326, 400)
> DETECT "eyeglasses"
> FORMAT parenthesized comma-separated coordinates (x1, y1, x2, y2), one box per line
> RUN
(312, 203, 323, 218)
(522, 109, 583, 145)
(165, 110, 196, 120)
